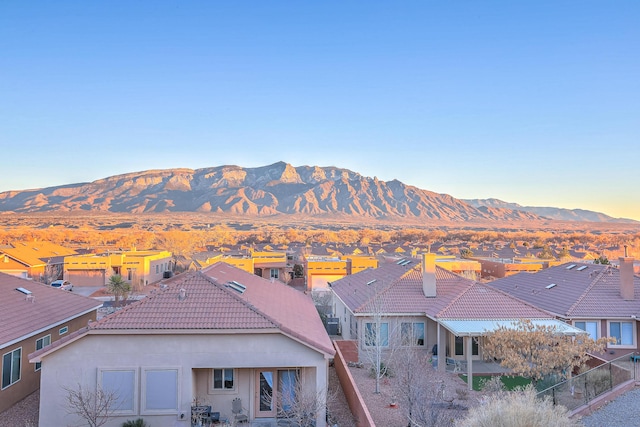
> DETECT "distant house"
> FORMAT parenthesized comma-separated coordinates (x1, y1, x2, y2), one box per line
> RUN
(0, 272, 101, 413)
(63, 249, 173, 287)
(30, 262, 335, 427)
(304, 254, 378, 294)
(488, 254, 640, 361)
(330, 253, 581, 389)
(0, 241, 77, 281)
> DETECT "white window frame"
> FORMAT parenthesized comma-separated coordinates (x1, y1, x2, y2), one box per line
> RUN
(141, 367, 180, 415)
(35, 335, 51, 371)
(2, 347, 21, 390)
(59, 326, 69, 335)
(210, 368, 236, 393)
(98, 368, 138, 415)
(608, 320, 636, 348)
(573, 320, 600, 340)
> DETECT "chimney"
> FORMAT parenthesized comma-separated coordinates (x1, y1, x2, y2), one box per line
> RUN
(620, 245, 635, 301)
(422, 252, 437, 298)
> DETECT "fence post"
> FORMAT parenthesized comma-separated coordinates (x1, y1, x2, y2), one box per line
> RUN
(609, 362, 613, 391)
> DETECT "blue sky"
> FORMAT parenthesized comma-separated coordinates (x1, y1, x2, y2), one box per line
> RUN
(1, 1, 639, 220)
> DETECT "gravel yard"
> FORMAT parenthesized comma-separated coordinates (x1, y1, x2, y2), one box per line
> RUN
(580, 387, 640, 427)
(346, 362, 483, 427)
(0, 391, 38, 427)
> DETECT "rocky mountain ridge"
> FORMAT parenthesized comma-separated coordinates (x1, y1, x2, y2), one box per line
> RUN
(0, 162, 630, 223)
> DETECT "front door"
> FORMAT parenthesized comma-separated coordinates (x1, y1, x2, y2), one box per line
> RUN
(255, 369, 277, 418)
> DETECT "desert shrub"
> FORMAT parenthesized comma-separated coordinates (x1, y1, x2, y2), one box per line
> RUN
(457, 386, 581, 427)
(584, 367, 612, 398)
(122, 419, 148, 427)
(479, 376, 506, 395)
(369, 361, 392, 378)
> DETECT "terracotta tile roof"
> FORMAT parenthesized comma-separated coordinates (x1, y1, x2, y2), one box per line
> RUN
(0, 272, 102, 349)
(91, 262, 335, 356)
(331, 258, 552, 320)
(488, 262, 640, 318)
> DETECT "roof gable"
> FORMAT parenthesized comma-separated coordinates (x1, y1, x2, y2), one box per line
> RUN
(91, 262, 334, 356)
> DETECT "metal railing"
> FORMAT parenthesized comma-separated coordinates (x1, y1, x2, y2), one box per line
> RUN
(537, 353, 638, 412)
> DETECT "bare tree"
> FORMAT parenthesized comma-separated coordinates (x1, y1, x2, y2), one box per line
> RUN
(359, 281, 397, 394)
(392, 348, 465, 427)
(267, 371, 336, 427)
(63, 382, 120, 427)
(40, 260, 62, 285)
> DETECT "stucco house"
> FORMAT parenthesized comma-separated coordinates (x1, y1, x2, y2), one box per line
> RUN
(488, 253, 640, 362)
(30, 262, 335, 427)
(0, 272, 101, 414)
(63, 249, 173, 288)
(0, 240, 77, 280)
(330, 253, 583, 388)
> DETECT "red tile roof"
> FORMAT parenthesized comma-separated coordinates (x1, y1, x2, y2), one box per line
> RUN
(0, 272, 101, 348)
(89, 262, 334, 356)
(331, 258, 552, 320)
(489, 262, 640, 319)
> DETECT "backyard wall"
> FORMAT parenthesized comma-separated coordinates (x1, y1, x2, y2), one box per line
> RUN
(333, 340, 375, 427)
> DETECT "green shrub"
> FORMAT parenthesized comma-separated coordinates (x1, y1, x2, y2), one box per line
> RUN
(122, 419, 148, 427)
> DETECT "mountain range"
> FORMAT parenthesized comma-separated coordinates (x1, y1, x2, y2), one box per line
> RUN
(0, 162, 634, 224)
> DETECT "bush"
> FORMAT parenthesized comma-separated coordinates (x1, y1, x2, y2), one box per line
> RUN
(122, 419, 148, 427)
(457, 386, 581, 427)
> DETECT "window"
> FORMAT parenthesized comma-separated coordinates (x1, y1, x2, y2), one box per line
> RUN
(59, 326, 68, 335)
(2, 348, 21, 389)
(270, 268, 279, 279)
(574, 321, 599, 340)
(155, 265, 159, 274)
(100, 369, 137, 414)
(401, 322, 425, 346)
(35, 335, 51, 371)
(212, 368, 235, 391)
(364, 322, 389, 347)
(454, 336, 479, 356)
(278, 369, 299, 412)
(609, 321, 635, 346)
(142, 368, 179, 414)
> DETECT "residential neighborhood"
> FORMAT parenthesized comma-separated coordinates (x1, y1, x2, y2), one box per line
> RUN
(1, 234, 639, 426)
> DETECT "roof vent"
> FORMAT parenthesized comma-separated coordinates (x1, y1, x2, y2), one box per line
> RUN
(16, 287, 32, 295)
(566, 264, 576, 270)
(178, 288, 187, 300)
(546, 283, 557, 289)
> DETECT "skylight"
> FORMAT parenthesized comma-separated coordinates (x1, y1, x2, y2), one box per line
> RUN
(226, 280, 246, 294)
(16, 287, 32, 295)
(546, 283, 557, 289)
(577, 266, 588, 271)
(400, 260, 412, 266)
(566, 264, 576, 270)
(366, 279, 377, 286)
(396, 259, 406, 265)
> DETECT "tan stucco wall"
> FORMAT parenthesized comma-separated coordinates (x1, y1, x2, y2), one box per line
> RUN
(38, 332, 329, 427)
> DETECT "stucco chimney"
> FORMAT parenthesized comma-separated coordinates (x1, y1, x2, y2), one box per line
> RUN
(422, 252, 437, 298)
(620, 245, 635, 301)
